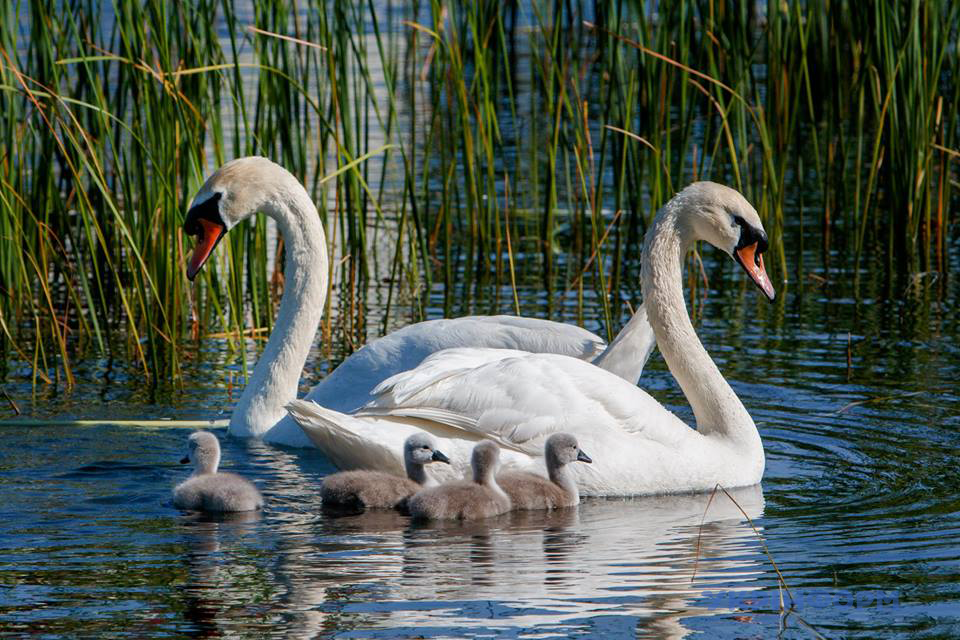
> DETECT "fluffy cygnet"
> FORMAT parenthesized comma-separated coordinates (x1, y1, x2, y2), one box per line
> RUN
(407, 440, 511, 520)
(173, 431, 263, 512)
(321, 433, 451, 509)
(498, 433, 592, 510)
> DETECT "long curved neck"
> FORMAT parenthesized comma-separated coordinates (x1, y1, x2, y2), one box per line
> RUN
(641, 203, 760, 450)
(230, 184, 328, 438)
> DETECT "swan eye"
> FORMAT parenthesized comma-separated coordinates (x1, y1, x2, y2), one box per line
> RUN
(732, 215, 768, 254)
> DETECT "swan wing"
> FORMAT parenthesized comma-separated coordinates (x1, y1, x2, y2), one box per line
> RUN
(372, 348, 530, 404)
(356, 350, 692, 454)
(303, 317, 605, 414)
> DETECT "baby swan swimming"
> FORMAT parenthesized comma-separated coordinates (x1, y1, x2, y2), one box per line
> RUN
(321, 433, 451, 510)
(498, 433, 592, 510)
(173, 431, 263, 512)
(407, 440, 511, 521)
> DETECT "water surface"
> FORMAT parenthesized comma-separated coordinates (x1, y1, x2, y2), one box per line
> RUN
(2, 249, 959, 637)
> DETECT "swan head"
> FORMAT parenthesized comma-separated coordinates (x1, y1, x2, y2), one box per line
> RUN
(545, 432, 592, 468)
(674, 182, 775, 301)
(181, 431, 221, 475)
(404, 432, 451, 466)
(471, 440, 501, 482)
(184, 156, 301, 280)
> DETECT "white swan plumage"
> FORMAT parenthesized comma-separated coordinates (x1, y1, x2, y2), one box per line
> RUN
(287, 181, 776, 495)
(184, 157, 657, 447)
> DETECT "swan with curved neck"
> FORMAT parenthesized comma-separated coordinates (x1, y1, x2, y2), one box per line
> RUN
(288, 181, 775, 495)
(184, 157, 658, 447)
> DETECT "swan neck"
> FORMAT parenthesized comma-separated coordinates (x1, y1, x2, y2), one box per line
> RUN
(641, 205, 759, 448)
(405, 460, 429, 486)
(591, 303, 653, 385)
(230, 184, 328, 438)
(548, 463, 579, 503)
(476, 461, 509, 501)
(194, 450, 219, 476)
(194, 462, 218, 476)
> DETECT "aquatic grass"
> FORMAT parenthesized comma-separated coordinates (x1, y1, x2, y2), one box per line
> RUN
(0, 0, 957, 388)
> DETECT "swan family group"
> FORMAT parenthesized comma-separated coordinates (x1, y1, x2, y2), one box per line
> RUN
(172, 156, 776, 515)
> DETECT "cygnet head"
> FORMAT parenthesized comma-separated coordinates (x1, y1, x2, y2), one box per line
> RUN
(404, 433, 451, 466)
(666, 182, 774, 300)
(184, 157, 303, 279)
(544, 433, 592, 470)
(181, 431, 221, 475)
(471, 440, 501, 483)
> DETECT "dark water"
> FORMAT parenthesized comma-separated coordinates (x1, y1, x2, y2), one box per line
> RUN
(2, 246, 959, 638)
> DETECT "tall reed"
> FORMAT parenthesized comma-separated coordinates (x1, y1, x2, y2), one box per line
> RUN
(0, 0, 956, 388)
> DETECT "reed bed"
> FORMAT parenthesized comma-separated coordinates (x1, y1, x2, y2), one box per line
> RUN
(0, 0, 956, 386)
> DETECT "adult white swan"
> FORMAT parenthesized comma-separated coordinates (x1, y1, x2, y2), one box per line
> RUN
(288, 182, 776, 495)
(184, 157, 656, 447)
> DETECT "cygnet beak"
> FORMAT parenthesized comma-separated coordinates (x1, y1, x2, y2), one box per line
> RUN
(432, 450, 451, 464)
(576, 449, 592, 464)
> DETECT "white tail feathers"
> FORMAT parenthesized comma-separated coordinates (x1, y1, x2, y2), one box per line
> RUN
(285, 400, 406, 474)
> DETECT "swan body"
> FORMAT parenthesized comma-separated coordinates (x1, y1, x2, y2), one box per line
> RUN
(184, 157, 657, 448)
(498, 433, 592, 510)
(288, 182, 775, 496)
(173, 432, 263, 512)
(407, 441, 511, 520)
(320, 432, 450, 509)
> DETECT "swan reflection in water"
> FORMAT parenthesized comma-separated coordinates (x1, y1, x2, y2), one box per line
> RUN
(393, 485, 766, 637)
(177, 510, 264, 638)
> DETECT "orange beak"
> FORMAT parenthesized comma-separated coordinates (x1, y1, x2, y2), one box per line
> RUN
(734, 241, 776, 301)
(186, 217, 226, 281)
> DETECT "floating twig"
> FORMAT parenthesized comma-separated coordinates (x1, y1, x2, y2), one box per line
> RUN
(835, 390, 924, 414)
